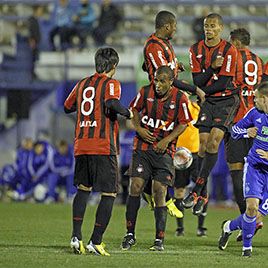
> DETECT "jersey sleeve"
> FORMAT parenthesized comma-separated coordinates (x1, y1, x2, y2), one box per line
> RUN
(218, 45, 237, 77)
(146, 43, 169, 69)
(64, 83, 78, 112)
(129, 87, 145, 112)
(177, 93, 193, 125)
(189, 46, 202, 73)
(231, 108, 255, 139)
(105, 79, 121, 101)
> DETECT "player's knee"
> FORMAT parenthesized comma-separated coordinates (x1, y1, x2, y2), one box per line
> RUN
(174, 187, 185, 199)
(206, 139, 221, 153)
(77, 184, 92, 192)
(129, 179, 143, 196)
(246, 204, 258, 217)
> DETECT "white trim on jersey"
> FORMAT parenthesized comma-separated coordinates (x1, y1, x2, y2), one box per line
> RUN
(182, 102, 190, 120)
(133, 92, 141, 108)
(149, 53, 158, 69)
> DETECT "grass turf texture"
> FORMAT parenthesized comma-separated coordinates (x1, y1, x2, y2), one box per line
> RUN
(0, 203, 267, 267)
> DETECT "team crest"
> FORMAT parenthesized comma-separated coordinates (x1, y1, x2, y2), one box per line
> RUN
(261, 126, 268, 135)
(169, 104, 175, 109)
(200, 114, 207, 122)
(136, 164, 144, 173)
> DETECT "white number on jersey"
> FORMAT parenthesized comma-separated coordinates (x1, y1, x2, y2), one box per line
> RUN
(245, 60, 258, 86)
(81, 86, 95, 116)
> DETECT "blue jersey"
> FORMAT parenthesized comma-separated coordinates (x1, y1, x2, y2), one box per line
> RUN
(50, 145, 74, 177)
(27, 142, 54, 181)
(15, 147, 31, 178)
(232, 107, 268, 167)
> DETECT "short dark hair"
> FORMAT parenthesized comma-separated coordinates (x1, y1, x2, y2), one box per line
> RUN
(230, 28, 250, 46)
(205, 13, 223, 25)
(95, 47, 119, 73)
(155, 10, 176, 29)
(156, 66, 174, 80)
(256, 82, 268, 96)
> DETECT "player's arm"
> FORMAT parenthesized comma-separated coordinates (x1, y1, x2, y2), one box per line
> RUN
(64, 83, 78, 114)
(105, 80, 133, 119)
(200, 75, 233, 95)
(231, 108, 255, 140)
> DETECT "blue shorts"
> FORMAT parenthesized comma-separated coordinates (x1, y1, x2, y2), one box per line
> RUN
(243, 159, 268, 201)
(259, 191, 268, 216)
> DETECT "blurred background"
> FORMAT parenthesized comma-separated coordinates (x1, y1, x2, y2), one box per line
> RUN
(0, 0, 267, 204)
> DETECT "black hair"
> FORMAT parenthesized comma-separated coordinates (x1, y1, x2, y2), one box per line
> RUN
(95, 47, 119, 73)
(156, 66, 174, 80)
(256, 82, 268, 96)
(205, 13, 223, 25)
(230, 28, 250, 46)
(155, 10, 176, 30)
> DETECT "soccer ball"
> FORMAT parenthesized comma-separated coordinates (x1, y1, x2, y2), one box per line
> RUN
(173, 147, 193, 170)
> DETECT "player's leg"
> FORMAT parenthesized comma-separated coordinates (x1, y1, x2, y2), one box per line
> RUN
(86, 155, 120, 256)
(150, 180, 167, 251)
(174, 187, 186, 236)
(121, 150, 150, 250)
(70, 155, 92, 254)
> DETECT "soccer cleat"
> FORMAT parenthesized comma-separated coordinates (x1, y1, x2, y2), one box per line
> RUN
(166, 199, 183, 218)
(175, 227, 184, 236)
(70, 237, 85, 254)
(236, 221, 263, 242)
(142, 192, 155, 210)
(197, 227, 207, 237)
(218, 220, 232, 250)
(121, 233, 136, 250)
(192, 196, 208, 216)
(149, 239, 164, 251)
(242, 249, 252, 258)
(182, 192, 197, 209)
(86, 241, 110, 256)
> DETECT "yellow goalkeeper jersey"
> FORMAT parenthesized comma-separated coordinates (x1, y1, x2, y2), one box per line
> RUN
(176, 101, 200, 153)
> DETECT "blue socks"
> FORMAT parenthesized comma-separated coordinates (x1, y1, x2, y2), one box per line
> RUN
(242, 213, 256, 248)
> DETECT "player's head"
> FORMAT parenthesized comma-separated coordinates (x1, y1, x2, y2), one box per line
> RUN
(204, 13, 223, 41)
(254, 82, 268, 113)
(155, 11, 177, 39)
(34, 142, 45, 155)
(57, 140, 69, 155)
(95, 47, 119, 77)
(229, 28, 250, 48)
(21, 137, 33, 150)
(154, 66, 174, 97)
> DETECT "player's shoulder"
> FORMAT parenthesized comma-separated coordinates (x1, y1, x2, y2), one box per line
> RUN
(144, 33, 165, 49)
(190, 40, 204, 51)
(244, 107, 258, 118)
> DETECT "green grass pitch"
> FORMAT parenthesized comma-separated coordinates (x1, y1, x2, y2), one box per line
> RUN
(0, 203, 267, 267)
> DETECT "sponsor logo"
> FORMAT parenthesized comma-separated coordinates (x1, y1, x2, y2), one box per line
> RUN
(262, 126, 268, 135)
(79, 120, 97, 128)
(197, 54, 202, 59)
(109, 83, 114, 95)
(242, 88, 254, 97)
(226, 55, 232, 72)
(200, 114, 207, 122)
(136, 164, 143, 173)
(256, 118, 262, 123)
(147, 98, 154, 102)
(141, 115, 174, 131)
(169, 104, 175, 109)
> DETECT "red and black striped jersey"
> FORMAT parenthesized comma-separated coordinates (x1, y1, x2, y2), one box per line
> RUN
(233, 48, 263, 122)
(189, 39, 237, 97)
(64, 73, 121, 156)
(130, 84, 192, 154)
(263, 62, 268, 82)
(143, 33, 178, 81)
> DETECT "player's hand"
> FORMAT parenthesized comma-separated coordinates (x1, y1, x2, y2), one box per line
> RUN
(256, 149, 268, 160)
(137, 127, 156, 143)
(128, 109, 134, 119)
(154, 138, 169, 154)
(196, 87, 205, 105)
(177, 62, 185, 72)
(247, 127, 258, 138)
(211, 55, 224, 69)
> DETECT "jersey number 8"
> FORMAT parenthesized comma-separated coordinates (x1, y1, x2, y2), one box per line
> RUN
(81, 87, 95, 116)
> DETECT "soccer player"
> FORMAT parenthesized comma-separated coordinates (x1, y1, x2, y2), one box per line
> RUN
(121, 66, 192, 251)
(218, 82, 268, 257)
(173, 95, 209, 236)
(183, 13, 238, 215)
(143, 10, 206, 103)
(225, 28, 263, 221)
(263, 62, 268, 82)
(64, 47, 133, 256)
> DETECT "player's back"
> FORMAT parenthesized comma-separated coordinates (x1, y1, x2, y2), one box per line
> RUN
(64, 73, 120, 156)
(234, 48, 263, 122)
